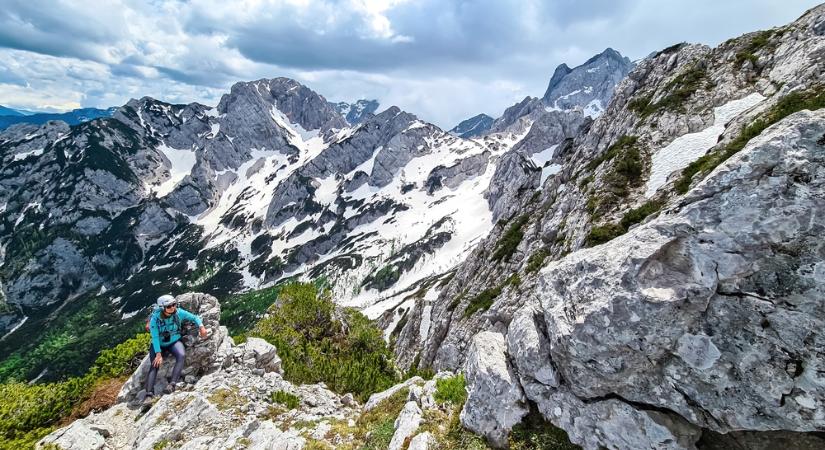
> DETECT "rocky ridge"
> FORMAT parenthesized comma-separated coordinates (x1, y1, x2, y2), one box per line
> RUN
(37, 293, 462, 450)
(392, 5, 825, 449)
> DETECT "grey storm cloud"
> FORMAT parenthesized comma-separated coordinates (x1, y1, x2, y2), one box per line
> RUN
(0, 0, 125, 62)
(0, 0, 822, 127)
(191, 0, 637, 71)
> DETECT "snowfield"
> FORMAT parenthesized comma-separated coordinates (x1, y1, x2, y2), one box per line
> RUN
(645, 92, 766, 198)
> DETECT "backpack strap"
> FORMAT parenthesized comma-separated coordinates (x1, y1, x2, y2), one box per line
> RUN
(154, 309, 182, 333)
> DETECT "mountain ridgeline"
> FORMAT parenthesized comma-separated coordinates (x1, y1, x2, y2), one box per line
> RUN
(0, 106, 117, 131)
(3, 4, 825, 449)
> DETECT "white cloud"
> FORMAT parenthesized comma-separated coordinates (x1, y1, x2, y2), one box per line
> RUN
(0, 0, 820, 128)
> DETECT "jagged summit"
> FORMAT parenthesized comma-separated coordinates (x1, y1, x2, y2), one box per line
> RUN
(219, 78, 347, 134)
(541, 47, 633, 114)
(334, 99, 380, 125)
(450, 113, 495, 138)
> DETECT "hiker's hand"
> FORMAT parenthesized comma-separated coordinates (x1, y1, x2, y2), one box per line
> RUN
(153, 354, 163, 368)
(199, 326, 208, 339)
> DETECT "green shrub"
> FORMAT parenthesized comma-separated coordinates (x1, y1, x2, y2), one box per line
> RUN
(509, 409, 580, 449)
(434, 374, 467, 405)
(585, 199, 664, 247)
(0, 332, 150, 449)
(585, 136, 647, 219)
(491, 215, 530, 263)
(507, 273, 522, 287)
(88, 333, 151, 379)
(632, 64, 709, 119)
(585, 223, 625, 247)
(249, 283, 397, 401)
(463, 285, 503, 318)
(526, 249, 549, 274)
(448, 291, 466, 312)
(270, 390, 300, 409)
(619, 199, 664, 230)
(355, 388, 409, 450)
(675, 85, 825, 193)
(734, 30, 779, 69)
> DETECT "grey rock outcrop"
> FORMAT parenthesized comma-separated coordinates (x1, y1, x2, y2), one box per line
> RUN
(485, 111, 588, 221)
(389, 401, 423, 450)
(460, 331, 528, 447)
(425, 151, 490, 194)
(118, 293, 233, 403)
(532, 110, 825, 435)
(394, 6, 825, 449)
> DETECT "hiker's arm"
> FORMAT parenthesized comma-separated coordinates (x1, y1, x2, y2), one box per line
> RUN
(179, 308, 207, 338)
(178, 308, 203, 327)
(148, 316, 162, 353)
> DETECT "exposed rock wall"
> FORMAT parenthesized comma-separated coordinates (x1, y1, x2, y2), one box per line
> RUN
(397, 5, 825, 448)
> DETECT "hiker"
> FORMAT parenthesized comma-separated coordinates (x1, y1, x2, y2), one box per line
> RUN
(144, 294, 208, 404)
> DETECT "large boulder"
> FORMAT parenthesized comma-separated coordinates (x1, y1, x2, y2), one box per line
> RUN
(460, 331, 528, 448)
(525, 110, 825, 447)
(117, 292, 234, 403)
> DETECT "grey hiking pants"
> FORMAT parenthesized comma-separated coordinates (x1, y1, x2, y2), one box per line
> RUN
(145, 340, 185, 395)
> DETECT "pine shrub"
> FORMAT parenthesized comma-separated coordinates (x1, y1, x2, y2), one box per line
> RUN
(249, 283, 398, 401)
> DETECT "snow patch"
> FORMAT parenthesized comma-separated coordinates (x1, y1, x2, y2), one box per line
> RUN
(540, 164, 562, 186)
(583, 99, 603, 118)
(0, 315, 27, 341)
(151, 144, 197, 197)
(529, 145, 557, 168)
(12, 148, 44, 161)
(645, 92, 765, 198)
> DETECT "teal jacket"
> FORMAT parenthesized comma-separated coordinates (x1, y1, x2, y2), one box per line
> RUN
(149, 307, 203, 352)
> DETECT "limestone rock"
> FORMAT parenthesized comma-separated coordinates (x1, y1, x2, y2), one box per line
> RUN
(461, 331, 528, 448)
(117, 293, 233, 403)
(389, 401, 423, 450)
(364, 376, 424, 411)
(407, 431, 436, 450)
(37, 420, 106, 450)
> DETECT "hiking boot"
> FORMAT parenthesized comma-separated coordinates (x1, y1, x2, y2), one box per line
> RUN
(162, 384, 176, 395)
(142, 394, 157, 407)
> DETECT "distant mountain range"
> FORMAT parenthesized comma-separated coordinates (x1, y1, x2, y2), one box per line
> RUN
(0, 105, 36, 116)
(0, 106, 117, 130)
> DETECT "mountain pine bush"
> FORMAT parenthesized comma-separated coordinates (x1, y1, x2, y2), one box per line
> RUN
(0, 333, 150, 449)
(249, 282, 397, 401)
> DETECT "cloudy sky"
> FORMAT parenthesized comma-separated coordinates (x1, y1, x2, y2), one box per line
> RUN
(0, 0, 820, 128)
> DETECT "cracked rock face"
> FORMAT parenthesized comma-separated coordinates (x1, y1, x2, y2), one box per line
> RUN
(509, 110, 825, 448)
(460, 331, 528, 448)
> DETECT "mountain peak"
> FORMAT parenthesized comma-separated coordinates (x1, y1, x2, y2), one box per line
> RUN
(450, 113, 494, 138)
(219, 77, 347, 133)
(541, 48, 633, 116)
(335, 99, 380, 125)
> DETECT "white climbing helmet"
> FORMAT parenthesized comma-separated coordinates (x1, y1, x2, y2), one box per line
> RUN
(157, 294, 176, 307)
